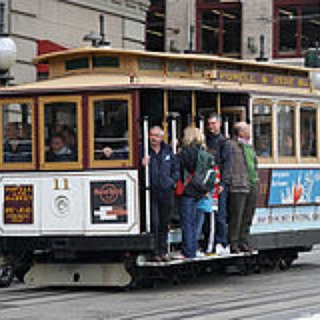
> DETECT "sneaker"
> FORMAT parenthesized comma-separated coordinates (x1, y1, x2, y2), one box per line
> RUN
(230, 244, 241, 254)
(196, 250, 205, 257)
(150, 255, 163, 262)
(160, 255, 171, 262)
(239, 243, 253, 254)
(224, 245, 231, 255)
(171, 251, 186, 260)
(215, 243, 225, 255)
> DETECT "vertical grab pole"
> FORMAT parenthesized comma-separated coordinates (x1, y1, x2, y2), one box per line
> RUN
(143, 117, 151, 233)
(199, 116, 205, 135)
(171, 114, 178, 154)
(224, 118, 229, 138)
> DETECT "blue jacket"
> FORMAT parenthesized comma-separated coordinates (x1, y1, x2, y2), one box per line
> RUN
(197, 192, 213, 213)
(149, 142, 180, 191)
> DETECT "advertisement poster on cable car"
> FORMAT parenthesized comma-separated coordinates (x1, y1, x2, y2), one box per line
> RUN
(269, 169, 320, 206)
(90, 181, 128, 224)
(3, 185, 33, 224)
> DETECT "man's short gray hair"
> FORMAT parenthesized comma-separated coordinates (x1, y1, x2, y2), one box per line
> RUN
(150, 126, 164, 137)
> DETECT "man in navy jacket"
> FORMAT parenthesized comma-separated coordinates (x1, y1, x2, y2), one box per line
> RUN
(206, 113, 232, 254)
(142, 126, 180, 261)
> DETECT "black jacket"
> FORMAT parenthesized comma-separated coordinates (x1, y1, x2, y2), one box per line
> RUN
(206, 132, 232, 186)
(178, 145, 201, 198)
(149, 142, 180, 191)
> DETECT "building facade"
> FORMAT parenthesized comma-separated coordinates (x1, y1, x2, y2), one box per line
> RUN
(147, 0, 320, 66)
(3, 0, 149, 84)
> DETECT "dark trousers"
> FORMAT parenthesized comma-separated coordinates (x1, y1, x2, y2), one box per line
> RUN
(151, 189, 174, 256)
(228, 186, 258, 247)
(180, 196, 199, 258)
(215, 185, 228, 246)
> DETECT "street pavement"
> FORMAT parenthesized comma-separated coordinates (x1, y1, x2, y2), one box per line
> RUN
(1, 246, 320, 320)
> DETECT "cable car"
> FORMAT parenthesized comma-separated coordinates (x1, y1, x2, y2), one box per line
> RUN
(0, 46, 319, 287)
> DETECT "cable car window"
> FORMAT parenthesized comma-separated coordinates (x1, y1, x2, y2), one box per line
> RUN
(93, 99, 129, 161)
(300, 107, 316, 157)
(168, 60, 189, 73)
(253, 103, 272, 158)
(139, 58, 164, 71)
(93, 55, 119, 68)
(65, 57, 89, 71)
(2, 102, 33, 164)
(44, 102, 78, 162)
(277, 104, 295, 157)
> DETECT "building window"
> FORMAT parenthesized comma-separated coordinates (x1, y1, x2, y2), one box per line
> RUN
(300, 106, 317, 157)
(197, 1, 241, 57)
(146, 0, 165, 52)
(277, 103, 295, 157)
(253, 102, 272, 158)
(274, 0, 320, 58)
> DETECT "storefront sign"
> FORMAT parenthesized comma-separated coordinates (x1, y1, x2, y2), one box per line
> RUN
(4, 185, 33, 224)
(91, 181, 128, 224)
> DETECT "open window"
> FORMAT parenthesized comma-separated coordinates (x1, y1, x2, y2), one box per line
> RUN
(0, 99, 35, 170)
(39, 96, 82, 170)
(89, 95, 133, 168)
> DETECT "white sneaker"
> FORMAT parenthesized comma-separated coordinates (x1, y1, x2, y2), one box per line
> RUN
(224, 245, 231, 255)
(196, 250, 205, 257)
(215, 243, 224, 255)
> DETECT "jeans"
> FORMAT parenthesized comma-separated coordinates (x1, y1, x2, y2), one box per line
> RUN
(151, 189, 174, 256)
(215, 185, 229, 246)
(180, 196, 199, 258)
(196, 209, 205, 240)
(196, 209, 212, 252)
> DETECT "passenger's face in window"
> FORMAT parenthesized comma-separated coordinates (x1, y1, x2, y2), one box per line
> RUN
(4, 123, 20, 140)
(50, 136, 65, 153)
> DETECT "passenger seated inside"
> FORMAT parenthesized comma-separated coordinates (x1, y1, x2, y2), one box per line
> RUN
(3, 122, 32, 163)
(53, 124, 77, 152)
(96, 131, 129, 160)
(46, 134, 76, 162)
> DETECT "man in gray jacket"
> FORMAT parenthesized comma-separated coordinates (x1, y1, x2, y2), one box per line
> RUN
(228, 122, 259, 254)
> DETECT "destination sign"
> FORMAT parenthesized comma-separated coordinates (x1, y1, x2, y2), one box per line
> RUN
(216, 70, 310, 88)
(4, 185, 33, 224)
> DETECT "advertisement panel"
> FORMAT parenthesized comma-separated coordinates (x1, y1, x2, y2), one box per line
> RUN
(91, 180, 128, 224)
(4, 185, 33, 224)
(269, 169, 320, 206)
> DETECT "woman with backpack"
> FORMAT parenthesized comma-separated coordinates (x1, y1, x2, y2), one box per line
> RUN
(176, 127, 216, 259)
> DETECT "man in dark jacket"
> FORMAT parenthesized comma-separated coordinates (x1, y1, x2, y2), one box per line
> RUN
(142, 126, 180, 261)
(206, 113, 231, 254)
(228, 122, 259, 253)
